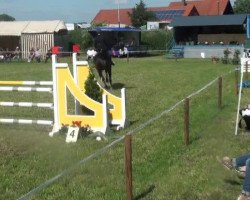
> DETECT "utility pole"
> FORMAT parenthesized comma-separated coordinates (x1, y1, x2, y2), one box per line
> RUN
(117, 0, 121, 28)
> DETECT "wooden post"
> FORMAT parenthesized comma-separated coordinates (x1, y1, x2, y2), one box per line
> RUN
(127, 51, 129, 63)
(125, 134, 132, 200)
(218, 77, 222, 109)
(235, 69, 239, 96)
(184, 98, 189, 145)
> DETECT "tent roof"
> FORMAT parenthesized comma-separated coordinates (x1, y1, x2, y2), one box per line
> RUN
(169, 14, 247, 27)
(0, 20, 67, 36)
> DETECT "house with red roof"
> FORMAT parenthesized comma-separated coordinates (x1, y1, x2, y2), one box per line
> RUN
(92, 8, 132, 27)
(168, 0, 233, 16)
(92, 0, 233, 28)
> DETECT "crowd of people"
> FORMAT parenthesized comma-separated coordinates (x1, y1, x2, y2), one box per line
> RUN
(0, 46, 55, 63)
(0, 47, 20, 62)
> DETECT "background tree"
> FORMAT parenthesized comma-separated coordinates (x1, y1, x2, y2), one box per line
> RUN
(0, 14, 15, 21)
(128, 0, 156, 28)
(69, 29, 93, 51)
(233, 0, 250, 14)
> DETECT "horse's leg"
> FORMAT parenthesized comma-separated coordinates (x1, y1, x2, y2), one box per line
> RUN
(107, 66, 112, 88)
(104, 71, 109, 89)
(105, 70, 109, 82)
(97, 69, 107, 88)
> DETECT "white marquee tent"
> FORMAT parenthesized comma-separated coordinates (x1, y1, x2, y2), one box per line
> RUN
(0, 20, 68, 59)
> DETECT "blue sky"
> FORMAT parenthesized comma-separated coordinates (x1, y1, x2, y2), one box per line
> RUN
(0, 0, 235, 23)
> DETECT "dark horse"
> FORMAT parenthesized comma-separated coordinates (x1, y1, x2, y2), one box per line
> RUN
(87, 50, 114, 88)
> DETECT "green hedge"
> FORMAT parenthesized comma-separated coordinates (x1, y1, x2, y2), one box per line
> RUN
(141, 29, 173, 50)
(69, 29, 173, 52)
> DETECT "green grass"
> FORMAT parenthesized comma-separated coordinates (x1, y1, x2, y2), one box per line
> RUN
(0, 56, 247, 199)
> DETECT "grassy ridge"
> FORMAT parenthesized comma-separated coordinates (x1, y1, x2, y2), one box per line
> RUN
(0, 57, 245, 199)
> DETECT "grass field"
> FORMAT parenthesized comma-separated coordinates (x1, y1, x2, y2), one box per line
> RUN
(0, 56, 249, 200)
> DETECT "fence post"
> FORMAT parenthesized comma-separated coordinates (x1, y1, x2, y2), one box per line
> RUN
(184, 98, 189, 145)
(235, 69, 239, 96)
(218, 77, 222, 109)
(125, 134, 132, 200)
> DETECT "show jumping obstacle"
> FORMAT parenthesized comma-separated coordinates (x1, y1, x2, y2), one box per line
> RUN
(0, 53, 126, 139)
(72, 53, 126, 130)
(51, 54, 108, 135)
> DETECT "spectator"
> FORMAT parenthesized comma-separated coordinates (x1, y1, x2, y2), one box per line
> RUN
(13, 46, 21, 61)
(0, 47, 4, 61)
(45, 48, 52, 63)
(4, 48, 12, 62)
(28, 48, 35, 62)
(222, 154, 250, 200)
(34, 48, 41, 63)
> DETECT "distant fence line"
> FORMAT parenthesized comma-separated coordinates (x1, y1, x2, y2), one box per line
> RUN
(1, 48, 244, 60)
(0, 43, 245, 60)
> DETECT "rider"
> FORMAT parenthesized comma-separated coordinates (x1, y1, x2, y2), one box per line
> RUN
(94, 31, 114, 66)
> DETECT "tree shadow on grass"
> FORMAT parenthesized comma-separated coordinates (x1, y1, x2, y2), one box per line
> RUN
(133, 185, 155, 200)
